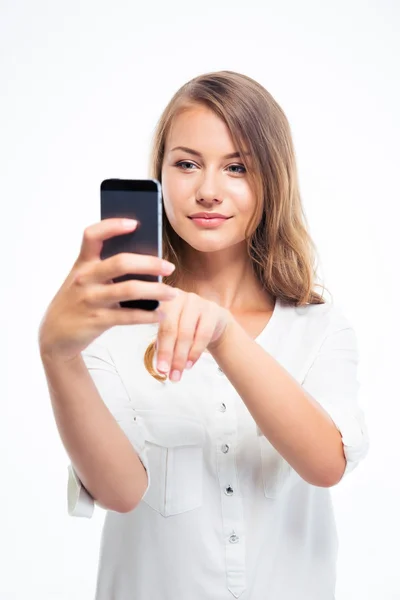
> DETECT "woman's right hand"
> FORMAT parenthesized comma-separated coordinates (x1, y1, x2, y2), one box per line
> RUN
(38, 218, 177, 363)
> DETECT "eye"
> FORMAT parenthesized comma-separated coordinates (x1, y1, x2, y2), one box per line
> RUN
(175, 161, 197, 171)
(226, 164, 246, 174)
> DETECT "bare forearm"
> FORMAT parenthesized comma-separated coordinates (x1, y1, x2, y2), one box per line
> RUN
(41, 352, 147, 512)
(209, 321, 346, 487)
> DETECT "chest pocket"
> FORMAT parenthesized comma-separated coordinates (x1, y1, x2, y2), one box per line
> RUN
(257, 426, 293, 498)
(136, 412, 206, 517)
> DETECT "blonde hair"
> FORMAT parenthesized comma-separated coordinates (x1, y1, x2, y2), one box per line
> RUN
(145, 70, 329, 381)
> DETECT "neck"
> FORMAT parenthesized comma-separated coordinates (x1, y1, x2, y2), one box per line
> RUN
(176, 243, 274, 313)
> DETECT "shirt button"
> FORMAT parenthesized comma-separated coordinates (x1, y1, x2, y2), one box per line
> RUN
(218, 403, 227, 412)
(225, 485, 234, 496)
(229, 533, 239, 544)
(221, 443, 230, 454)
(217, 366, 224, 375)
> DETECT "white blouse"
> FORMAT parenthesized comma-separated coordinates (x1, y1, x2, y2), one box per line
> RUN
(67, 296, 369, 600)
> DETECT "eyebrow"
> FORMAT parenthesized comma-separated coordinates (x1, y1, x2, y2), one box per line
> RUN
(170, 146, 249, 160)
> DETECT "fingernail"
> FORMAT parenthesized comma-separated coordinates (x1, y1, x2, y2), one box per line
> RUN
(170, 370, 181, 382)
(157, 360, 169, 373)
(185, 361, 193, 370)
(162, 261, 176, 275)
(166, 289, 178, 299)
(122, 219, 137, 229)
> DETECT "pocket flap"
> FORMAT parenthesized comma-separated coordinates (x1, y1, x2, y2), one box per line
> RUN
(135, 412, 206, 448)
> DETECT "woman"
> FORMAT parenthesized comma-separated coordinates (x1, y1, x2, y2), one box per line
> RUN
(39, 71, 369, 600)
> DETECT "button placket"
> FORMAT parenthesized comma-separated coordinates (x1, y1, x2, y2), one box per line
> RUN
(214, 404, 246, 596)
(224, 501, 246, 597)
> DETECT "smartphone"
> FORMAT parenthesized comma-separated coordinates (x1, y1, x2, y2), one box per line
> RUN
(100, 178, 162, 311)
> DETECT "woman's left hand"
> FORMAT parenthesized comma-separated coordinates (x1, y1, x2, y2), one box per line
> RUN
(155, 289, 234, 382)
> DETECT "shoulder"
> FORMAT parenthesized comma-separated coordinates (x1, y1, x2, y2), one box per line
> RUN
(272, 298, 357, 378)
(277, 297, 355, 351)
(283, 297, 353, 331)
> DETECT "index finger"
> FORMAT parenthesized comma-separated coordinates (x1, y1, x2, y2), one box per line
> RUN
(77, 218, 138, 263)
(156, 293, 184, 374)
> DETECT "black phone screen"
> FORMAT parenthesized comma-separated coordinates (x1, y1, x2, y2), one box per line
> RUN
(100, 179, 162, 311)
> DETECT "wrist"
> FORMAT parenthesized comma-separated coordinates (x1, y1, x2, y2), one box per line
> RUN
(207, 309, 236, 354)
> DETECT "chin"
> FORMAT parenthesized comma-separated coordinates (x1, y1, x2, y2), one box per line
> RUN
(191, 242, 227, 253)
(179, 234, 230, 254)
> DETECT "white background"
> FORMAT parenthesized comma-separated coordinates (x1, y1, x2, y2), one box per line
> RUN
(1, 1, 399, 598)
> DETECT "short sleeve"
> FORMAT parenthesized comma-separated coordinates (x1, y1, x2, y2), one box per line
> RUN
(67, 339, 150, 518)
(301, 321, 369, 480)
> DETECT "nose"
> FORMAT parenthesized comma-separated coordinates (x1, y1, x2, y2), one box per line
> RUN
(195, 170, 223, 206)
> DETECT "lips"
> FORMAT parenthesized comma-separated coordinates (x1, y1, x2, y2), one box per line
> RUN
(189, 213, 230, 219)
(189, 215, 230, 229)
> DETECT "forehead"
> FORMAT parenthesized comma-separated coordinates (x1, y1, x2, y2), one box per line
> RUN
(165, 104, 237, 154)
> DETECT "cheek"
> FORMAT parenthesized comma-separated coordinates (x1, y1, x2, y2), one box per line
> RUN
(162, 168, 193, 221)
(161, 168, 176, 221)
(231, 181, 256, 217)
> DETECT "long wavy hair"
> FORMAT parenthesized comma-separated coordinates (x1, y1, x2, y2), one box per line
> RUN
(144, 70, 329, 381)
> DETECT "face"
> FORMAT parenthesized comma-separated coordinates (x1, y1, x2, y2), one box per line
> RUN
(161, 104, 258, 255)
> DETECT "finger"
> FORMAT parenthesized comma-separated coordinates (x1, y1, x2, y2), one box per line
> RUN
(88, 280, 178, 307)
(169, 300, 201, 380)
(155, 297, 183, 375)
(186, 309, 217, 366)
(101, 306, 165, 327)
(78, 218, 139, 263)
(82, 252, 176, 285)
